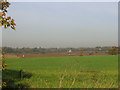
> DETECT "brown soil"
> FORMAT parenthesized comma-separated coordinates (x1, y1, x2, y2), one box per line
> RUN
(5, 54, 19, 59)
(5, 51, 108, 59)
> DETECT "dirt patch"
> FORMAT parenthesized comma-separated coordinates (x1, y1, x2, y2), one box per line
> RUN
(5, 51, 108, 59)
(18, 53, 68, 58)
(5, 53, 68, 59)
(5, 54, 19, 59)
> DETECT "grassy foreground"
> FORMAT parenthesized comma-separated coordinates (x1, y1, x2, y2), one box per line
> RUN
(3, 55, 118, 88)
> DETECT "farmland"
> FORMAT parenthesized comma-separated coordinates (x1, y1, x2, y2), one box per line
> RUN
(3, 55, 118, 88)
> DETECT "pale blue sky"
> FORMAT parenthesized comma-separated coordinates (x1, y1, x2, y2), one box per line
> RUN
(2, 2, 118, 48)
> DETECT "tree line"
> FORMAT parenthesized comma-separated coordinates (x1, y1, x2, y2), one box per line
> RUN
(2, 46, 119, 55)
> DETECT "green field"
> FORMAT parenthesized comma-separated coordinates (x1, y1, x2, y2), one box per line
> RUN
(3, 55, 118, 88)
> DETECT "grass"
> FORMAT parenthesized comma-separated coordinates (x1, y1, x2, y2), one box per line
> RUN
(3, 55, 118, 88)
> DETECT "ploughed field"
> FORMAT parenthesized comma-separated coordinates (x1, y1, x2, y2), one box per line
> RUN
(3, 55, 118, 88)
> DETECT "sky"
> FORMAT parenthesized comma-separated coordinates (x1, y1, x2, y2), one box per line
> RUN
(7, 0, 119, 2)
(2, 2, 118, 48)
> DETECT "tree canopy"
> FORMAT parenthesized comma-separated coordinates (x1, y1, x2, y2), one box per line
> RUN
(0, 1, 16, 30)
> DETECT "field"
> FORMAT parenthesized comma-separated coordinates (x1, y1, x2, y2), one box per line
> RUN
(3, 55, 118, 88)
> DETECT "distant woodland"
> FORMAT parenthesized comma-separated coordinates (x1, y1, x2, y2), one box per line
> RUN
(2, 46, 119, 55)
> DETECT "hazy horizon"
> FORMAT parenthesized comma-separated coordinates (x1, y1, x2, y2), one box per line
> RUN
(2, 2, 118, 48)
